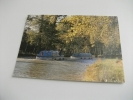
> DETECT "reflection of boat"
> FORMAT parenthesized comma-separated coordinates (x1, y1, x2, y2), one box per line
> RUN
(70, 53, 92, 59)
(36, 50, 64, 60)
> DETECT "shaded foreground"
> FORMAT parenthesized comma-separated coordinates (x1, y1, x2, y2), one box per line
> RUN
(83, 59, 125, 83)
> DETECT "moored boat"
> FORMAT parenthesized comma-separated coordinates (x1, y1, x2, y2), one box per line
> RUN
(36, 50, 64, 60)
(70, 53, 92, 59)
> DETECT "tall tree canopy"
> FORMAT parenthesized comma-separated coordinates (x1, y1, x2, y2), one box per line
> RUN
(19, 15, 121, 57)
(56, 16, 121, 56)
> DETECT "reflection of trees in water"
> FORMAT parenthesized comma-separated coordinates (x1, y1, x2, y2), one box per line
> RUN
(27, 63, 47, 78)
(14, 59, 98, 81)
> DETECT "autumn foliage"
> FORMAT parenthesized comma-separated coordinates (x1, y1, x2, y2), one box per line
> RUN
(19, 15, 122, 58)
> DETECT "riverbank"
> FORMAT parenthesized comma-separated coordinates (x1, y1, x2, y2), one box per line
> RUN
(83, 59, 124, 83)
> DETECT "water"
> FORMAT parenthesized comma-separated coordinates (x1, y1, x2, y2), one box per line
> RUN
(13, 58, 96, 81)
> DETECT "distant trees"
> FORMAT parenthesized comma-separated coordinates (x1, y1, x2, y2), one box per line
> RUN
(19, 15, 122, 57)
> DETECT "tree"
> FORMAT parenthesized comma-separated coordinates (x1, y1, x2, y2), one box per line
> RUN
(57, 15, 121, 57)
(19, 15, 121, 58)
(19, 15, 66, 54)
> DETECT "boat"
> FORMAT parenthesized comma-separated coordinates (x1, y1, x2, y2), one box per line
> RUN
(36, 50, 64, 60)
(70, 53, 92, 59)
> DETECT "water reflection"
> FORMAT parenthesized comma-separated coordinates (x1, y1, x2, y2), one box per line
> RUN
(13, 58, 96, 81)
(27, 63, 46, 78)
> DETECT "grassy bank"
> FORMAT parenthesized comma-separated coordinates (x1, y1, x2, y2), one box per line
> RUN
(83, 59, 125, 83)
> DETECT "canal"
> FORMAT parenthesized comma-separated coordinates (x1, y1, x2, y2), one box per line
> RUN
(13, 58, 96, 81)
